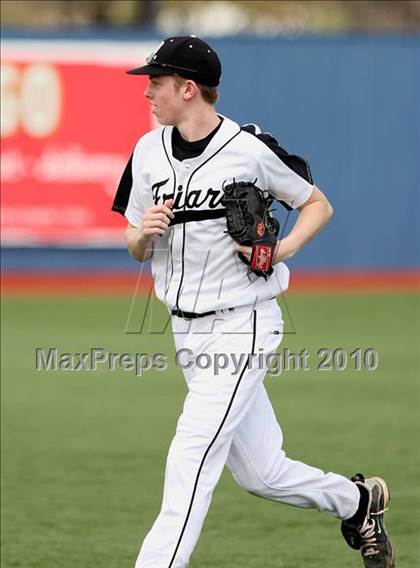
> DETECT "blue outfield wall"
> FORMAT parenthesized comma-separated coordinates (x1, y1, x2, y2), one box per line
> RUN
(213, 35, 420, 270)
(2, 31, 420, 271)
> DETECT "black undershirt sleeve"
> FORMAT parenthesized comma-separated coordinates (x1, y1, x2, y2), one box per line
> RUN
(241, 124, 313, 211)
(111, 153, 133, 216)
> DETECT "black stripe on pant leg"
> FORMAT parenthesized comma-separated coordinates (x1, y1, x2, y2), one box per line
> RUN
(168, 310, 257, 567)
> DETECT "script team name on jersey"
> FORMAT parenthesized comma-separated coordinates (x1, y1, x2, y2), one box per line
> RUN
(152, 178, 225, 210)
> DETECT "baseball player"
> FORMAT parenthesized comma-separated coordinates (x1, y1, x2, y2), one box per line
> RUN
(112, 36, 395, 568)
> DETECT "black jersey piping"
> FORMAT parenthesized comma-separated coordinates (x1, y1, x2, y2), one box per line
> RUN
(174, 128, 241, 311)
(168, 309, 257, 568)
(169, 208, 226, 226)
(164, 230, 174, 297)
(161, 128, 177, 301)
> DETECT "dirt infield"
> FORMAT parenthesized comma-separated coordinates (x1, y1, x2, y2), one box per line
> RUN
(2, 270, 419, 295)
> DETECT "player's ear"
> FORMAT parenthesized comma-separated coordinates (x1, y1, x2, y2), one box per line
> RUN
(183, 80, 198, 101)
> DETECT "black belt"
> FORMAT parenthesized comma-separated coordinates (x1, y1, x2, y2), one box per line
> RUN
(171, 307, 235, 320)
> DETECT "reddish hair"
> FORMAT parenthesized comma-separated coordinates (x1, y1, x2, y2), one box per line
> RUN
(173, 76, 219, 105)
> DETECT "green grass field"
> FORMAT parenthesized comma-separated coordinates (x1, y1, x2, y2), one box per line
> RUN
(1, 293, 419, 568)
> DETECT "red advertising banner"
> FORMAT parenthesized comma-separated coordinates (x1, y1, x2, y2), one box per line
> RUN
(1, 40, 157, 245)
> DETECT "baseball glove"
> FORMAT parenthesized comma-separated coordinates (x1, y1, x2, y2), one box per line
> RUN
(222, 179, 279, 278)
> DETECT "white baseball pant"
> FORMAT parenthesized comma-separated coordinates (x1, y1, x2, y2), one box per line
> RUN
(135, 299, 360, 567)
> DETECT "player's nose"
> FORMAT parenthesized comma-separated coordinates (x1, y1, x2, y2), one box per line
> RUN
(144, 82, 153, 99)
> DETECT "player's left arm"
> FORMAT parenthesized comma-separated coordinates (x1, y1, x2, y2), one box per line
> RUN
(272, 184, 333, 263)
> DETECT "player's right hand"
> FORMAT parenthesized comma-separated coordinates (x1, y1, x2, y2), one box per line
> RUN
(140, 199, 174, 239)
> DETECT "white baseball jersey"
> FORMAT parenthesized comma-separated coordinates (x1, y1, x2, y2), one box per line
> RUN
(114, 116, 313, 313)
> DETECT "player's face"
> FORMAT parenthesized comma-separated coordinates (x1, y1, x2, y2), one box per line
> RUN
(144, 76, 185, 126)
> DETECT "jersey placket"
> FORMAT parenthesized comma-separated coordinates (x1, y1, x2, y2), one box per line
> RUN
(165, 161, 192, 310)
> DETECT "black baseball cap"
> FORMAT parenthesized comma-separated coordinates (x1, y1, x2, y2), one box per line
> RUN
(127, 35, 221, 87)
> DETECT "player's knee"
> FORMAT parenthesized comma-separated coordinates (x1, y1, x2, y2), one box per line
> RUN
(231, 459, 292, 497)
(231, 469, 268, 496)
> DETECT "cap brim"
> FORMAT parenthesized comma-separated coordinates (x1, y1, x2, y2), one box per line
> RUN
(126, 64, 174, 76)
